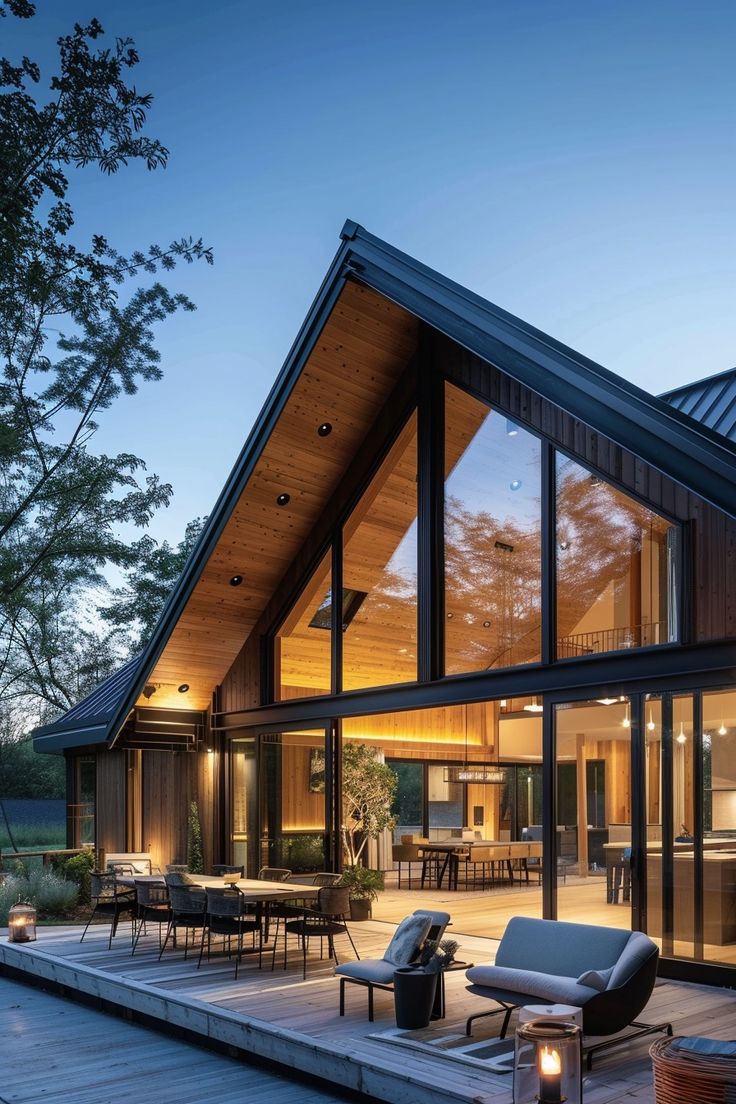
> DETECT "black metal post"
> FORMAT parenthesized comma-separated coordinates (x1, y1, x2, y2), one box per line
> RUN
(542, 701, 557, 919)
(630, 694, 646, 931)
(541, 441, 556, 665)
(661, 694, 674, 956)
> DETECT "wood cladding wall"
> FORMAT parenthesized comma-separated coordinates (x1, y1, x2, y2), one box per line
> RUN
(140, 750, 217, 871)
(95, 750, 126, 853)
(440, 336, 736, 644)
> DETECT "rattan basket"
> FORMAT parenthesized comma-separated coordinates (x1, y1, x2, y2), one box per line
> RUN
(650, 1037, 736, 1104)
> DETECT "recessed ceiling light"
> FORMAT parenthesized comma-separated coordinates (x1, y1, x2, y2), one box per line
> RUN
(483, 620, 491, 628)
(276, 493, 290, 506)
(509, 479, 522, 491)
(229, 575, 243, 587)
(178, 683, 190, 694)
(317, 422, 332, 437)
(446, 611, 454, 620)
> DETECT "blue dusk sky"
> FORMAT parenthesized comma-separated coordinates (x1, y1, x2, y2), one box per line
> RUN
(6, 1, 736, 547)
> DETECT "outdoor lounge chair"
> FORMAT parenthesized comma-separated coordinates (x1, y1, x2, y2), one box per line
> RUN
(336, 909, 450, 1021)
(465, 916, 672, 1066)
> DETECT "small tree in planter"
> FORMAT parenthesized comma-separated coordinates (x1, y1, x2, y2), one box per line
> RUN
(187, 801, 204, 874)
(341, 743, 396, 917)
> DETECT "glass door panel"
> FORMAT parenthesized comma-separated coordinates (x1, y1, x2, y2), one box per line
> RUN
(231, 737, 257, 876)
(259, 728, 328, 875)
(702, 688, 736, 964)
(555, 698, 632, 931)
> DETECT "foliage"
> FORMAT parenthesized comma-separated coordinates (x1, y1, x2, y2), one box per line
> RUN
(100, 517, 206, 650)
(0, 732, 65, 797)
(0, 7, 211, 722)
(417, 937, 459, 974)
(285, 834, 324, 873)
(339, 864, 384, 903)
(0, 820, 65, 851)
(51, 848, 94, 904)
(186, 800, 203, 874)
(0, 868, 78, 924)
(341, 743, 396, 867)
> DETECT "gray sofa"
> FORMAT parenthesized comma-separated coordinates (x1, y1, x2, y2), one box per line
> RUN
(465, 916, 671, 1060)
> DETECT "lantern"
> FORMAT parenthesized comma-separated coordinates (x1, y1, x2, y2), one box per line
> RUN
(8, 899, 37, 943)
(513, 1019, 582, 1104)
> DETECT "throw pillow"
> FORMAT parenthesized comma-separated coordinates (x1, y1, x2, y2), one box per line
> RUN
(384, 914, 433, 966)
(576, 966, 614, 992)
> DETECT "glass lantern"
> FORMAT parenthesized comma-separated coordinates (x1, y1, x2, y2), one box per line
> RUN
(513, 1019, 582, 1104)
(8, 899, 37, 943)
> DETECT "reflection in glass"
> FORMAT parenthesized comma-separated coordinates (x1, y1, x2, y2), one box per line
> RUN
(343, 414, 417, 690)
(556, 455, 678, 658)
(275, 551, 332, 700)
(444, 383, 541, 674)
(702, 688, 736, 964)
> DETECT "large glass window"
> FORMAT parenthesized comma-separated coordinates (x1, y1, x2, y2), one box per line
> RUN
(275, 551, 332, 700)
(444, 383, 542, 674)
(342, 414, 417, 690)
(702, 688, 736, 964)
(556, 455, 679, 657)
(231, 737, 257, 875)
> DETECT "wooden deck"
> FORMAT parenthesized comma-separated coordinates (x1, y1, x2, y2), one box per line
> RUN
(0, 974, 348, 1104)
(1, 916, 735, 1104)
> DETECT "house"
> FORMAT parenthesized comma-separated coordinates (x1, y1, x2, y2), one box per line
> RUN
(34, 221, 736, 986)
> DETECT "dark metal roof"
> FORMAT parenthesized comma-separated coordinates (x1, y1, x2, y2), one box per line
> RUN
(33, 219, 736, 753)
(33, 653, 145, 752)
(661, 368, 736, 444)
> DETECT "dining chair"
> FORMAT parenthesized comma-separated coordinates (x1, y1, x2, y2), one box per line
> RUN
(80, 872, 136, 949)
(210, 864, 245, 877)
(159, 880, 207, 959)
(275, 885, 358, 978)
(131, 878, 171, 955)
(257, 867, 291, 881)
(198, 887, 263, 978)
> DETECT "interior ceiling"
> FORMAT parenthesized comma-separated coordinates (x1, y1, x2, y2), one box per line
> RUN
(141, 282, 419, 709)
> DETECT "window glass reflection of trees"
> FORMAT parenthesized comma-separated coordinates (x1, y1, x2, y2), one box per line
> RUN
(444, 384, 541, 675)
(556, 456, 677, 658)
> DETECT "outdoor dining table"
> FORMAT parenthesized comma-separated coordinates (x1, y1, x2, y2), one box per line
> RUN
(116, 873, 320, 904)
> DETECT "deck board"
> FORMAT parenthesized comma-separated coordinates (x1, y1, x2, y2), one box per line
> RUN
(1, 919, 735, 1104)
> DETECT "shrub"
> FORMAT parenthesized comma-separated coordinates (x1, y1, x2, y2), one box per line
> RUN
(0, 870, 78, 925)
(187, 801, 204, 874)
(56, 850, 94, 905)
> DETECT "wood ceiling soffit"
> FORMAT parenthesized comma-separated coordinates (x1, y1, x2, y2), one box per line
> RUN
(141, 283, 418, 710)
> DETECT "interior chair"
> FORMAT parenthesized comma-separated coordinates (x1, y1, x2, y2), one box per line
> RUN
(159, 880, 207, 960)
(80, 872, 136, 950)
(336, 909, 451, 1021)
(521, 826, 569, 885)
(392, 842, 422, 888)
(275, 885, 358, 979)
(210, 864, 245, 878)
(131, 878, 171, 955)
(198, 887, 262, 978)
(312, 872, 342, 886)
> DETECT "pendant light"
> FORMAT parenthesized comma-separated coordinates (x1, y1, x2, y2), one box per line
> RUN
(647, 711, 656, 732)
(676, 722, 687, 745)
(719, 720, 727, 736)
(622, 703, 631, 729)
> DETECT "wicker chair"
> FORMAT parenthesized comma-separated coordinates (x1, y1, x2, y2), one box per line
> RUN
(651, 1037, 736, 1103)
(131, 879, 171, 955)
(159, 880, 206, 960)
(198, 887, 262, 977)
(210, 864, 245, 878)
(80, 872, 136, 949)
(257, 867, 291, 881)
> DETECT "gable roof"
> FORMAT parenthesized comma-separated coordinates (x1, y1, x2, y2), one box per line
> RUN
(33, 220, 736, 753)
(661, 368, 736, 444)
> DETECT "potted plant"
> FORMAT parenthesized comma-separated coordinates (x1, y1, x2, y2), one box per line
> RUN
(340, 865, 384, 920)
(394, 938, 460, 1029)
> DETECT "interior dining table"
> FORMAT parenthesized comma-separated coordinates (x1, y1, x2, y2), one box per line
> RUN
(417, 840, 542, 891)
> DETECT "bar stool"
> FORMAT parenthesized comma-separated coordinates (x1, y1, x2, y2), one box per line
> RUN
(607, 847, 631, 904)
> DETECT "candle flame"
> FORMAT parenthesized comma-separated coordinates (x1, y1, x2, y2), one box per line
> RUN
(539, 1046, 561, 1075)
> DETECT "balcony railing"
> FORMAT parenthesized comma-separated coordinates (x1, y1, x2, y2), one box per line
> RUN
(557, 622, 667, 659)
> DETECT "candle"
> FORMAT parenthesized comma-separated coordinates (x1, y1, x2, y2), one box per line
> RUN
(10, 918, 27, 941)
(538, 1045, 562, 1104)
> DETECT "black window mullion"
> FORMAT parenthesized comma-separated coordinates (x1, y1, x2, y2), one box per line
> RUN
(543, 700, 557, 919)
(418, 336, 444, 682)
(331, 536, 343, 695)
(630, 693, 647, 931)
(692, 692, 704, 958)
(541, 442, 556, 665)
(661, 694, 674, 956)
